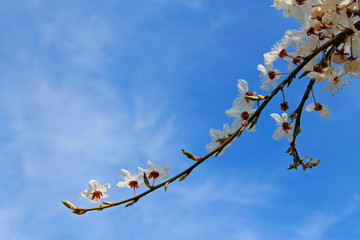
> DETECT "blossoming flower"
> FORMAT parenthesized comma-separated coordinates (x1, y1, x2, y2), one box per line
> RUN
(117, 169, 144, 196)
(206, 122, 238, 156)
(258, 63, 281, 90)
(264, 35, 291, 65)
(138, 161, 170, 186)
(270, 113, 294, 142)
(81, 180, 110, 205)
(305, 102, 330, 117)
(232, 79, 256, 111)
(225, 108, 256, 132)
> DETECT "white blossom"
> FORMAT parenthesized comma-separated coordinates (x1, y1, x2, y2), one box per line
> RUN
(270, 113, 294, 142)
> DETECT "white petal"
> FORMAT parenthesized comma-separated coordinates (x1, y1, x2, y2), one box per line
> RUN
(225, 108, 241, 118)
(99, 183, 111, 193)
(121, 169, 132, 182)
(81, 189, 91, 199)
(281, 113, 288, 122)
(305, 103, 315, 112)
(237, 79, 249, 94)
(210, 129, 222, 141)
(270, 113, 283, 125)
(257, 64, 267, 74)
(260, 79, 271, 90)
(117, 180, 130, 188)
(320, 108, 330, 117)
(222, 124, 231, 135)
(159, 162, 169, 172)
(285, 131, 294, 142)
(231, 119, 243, 132)
(232, 96, 253, 111)
(206, 141, 220, 152)
(88, 180, 100, 192)
(147, 160, 156, 170)
(273, 127, 285, 140)
(101, 193, 109, 199)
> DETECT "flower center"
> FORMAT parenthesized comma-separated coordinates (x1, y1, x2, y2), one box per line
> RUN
(148, 171, 160, 179)
(91, 191, 103, 200)
(295, 0, 306, 5)
(268, 71, 276, 80)
(245, 91, 254, 103)
(314, 103, 323, 111)
(241, 111, 250, 120)
(129, 180, 139, 189)
(279, 49, 287, 58)
(282, 122, 291, 133)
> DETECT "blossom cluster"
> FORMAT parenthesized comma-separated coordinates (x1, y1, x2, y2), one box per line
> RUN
(206, 0, 359, 155)
(80, 161, 170, 205)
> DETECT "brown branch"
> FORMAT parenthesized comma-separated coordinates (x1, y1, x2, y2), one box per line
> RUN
(63, 21, 359, 214)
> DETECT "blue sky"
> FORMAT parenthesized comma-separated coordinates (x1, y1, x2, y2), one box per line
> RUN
(1, 0, 360, 239)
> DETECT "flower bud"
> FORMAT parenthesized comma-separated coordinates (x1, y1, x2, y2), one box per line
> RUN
(311, 7, 324, 19)
(313, 20, 323, 31)
(344, 59, 360, 73)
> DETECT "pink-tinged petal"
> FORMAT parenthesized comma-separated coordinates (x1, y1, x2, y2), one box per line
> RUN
(237, 79, 249, 94)
(270, 113, 283, 125)
(225, 108, 241, 118)
(206, 141, 220, 152)
(305, 103, 315, 112)
(121, 169, 132, 182)
(320, 108, 330, 117)
(273, 127, 285, 140)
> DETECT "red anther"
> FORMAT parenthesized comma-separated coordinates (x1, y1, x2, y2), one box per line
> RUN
(268, 71, 276, 80)
(129, 180, 139, 189)
(307, 27, 315, 36)
(148, 171, 160, 180)
(279, 49, 287, 58)
(241, 111, 250, 120)
(314, 103, 323, 111)
(282, 122, 291, 133)
(91, 191, 103, 200)
(295, 0, 306, 5)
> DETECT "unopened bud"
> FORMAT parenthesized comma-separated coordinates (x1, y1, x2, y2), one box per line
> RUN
(61, 200, 76, 210)
(311, 7, 324, 19)
(312, 159, 320, 166)
(313, 20, 323, 31)
(181, 149, 199, 161)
